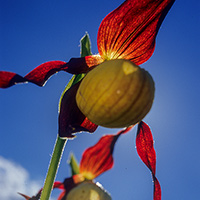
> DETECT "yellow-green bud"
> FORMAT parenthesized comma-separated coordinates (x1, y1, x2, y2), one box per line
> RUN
(76, 59, 155, 128)
(66, 181, 112, 200)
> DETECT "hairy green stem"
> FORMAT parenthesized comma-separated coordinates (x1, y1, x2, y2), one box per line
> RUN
(40, 48, 87, 199)
(40, 136, 67, 200)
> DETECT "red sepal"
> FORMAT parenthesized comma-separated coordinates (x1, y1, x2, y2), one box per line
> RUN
(136, 121, 161, 200)
(80, 127, 133, 179)
(97, 0, 175, 65)
(58, 82, 98, 138)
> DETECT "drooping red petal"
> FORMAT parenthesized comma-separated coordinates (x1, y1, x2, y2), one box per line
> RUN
(80, 127, 133, 180)
(58, 81, 98, 138)
(97, 0, 175, 65)
(0, 55, 103, 88)
(153, 176, 161, 200)
(136, 122, 156, 174)
(136, 121, 161, 200)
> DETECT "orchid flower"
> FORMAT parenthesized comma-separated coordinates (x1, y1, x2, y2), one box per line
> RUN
(1, 0, 175, 199)
(19, 127, 132, 200)
(0, 0, 175, 138)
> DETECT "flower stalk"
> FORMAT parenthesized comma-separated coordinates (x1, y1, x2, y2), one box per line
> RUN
(40, 136, 67, 200)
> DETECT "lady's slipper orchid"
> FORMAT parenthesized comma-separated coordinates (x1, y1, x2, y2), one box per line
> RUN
(19, 127, 132, 200)
(0, 0, 175, 138)
(62, 123, 161, 200)
(59, 127, 133, 200)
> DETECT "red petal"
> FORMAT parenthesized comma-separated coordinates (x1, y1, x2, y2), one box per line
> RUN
(0, 55, 103, 88)
(0, 71, 27, 88)
(80, 127, 133, 179)
(136, 121, 156, 173)
(153, 176, 161, 200)
(24, 61, 68, 86)
(0, 61, 68, 88)
(58, 82, 98, 138)
(97, 0, 175, 65)
(136, 121, 161, 200)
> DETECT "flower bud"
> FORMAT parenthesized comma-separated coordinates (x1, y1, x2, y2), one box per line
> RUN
(66, 181, 112, 200)
(76, 59, 155, 128)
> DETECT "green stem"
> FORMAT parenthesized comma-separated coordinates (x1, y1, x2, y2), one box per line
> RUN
(40, 72, 85, 199)
(40, 136, 67, 200)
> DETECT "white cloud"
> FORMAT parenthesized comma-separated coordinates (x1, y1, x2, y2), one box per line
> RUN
(0, 156, 42, 200)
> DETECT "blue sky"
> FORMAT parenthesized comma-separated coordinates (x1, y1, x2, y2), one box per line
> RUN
(0, 0, 200, 199)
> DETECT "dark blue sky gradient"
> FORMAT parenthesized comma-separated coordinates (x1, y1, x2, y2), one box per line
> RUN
(0, 0, 200, 199)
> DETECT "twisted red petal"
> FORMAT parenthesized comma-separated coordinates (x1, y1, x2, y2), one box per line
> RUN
(58, 82, 98, 138)
(0, 61, 68, 88)
(97, 0, 175, 65)
(0, 55, 103, 88)
(0, 71, 26, 88)
(80, 127, 133, 179)
(136, 121, 161, 200)
(153, 176, 162, 200)
(24, 61, 68, 86)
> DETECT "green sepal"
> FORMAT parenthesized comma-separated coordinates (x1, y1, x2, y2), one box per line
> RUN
(72, 33, 93, 84)
(68, 153, 80, 176)
(80, 33, 92, 57)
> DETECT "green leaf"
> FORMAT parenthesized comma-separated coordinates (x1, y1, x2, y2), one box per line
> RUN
(68, 153, 80, 176)
(80, 33, 92, 57)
